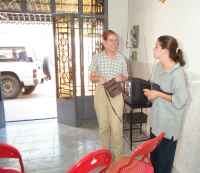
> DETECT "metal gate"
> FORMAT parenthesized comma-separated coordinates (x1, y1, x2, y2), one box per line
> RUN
(52, 0, 107, 126)
(54, 16, 104, 98)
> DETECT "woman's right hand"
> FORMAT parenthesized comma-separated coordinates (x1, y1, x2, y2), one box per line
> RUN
(90, 72, 106, 84)
(143, 89, 160, 101)
(99, 76, 106, 84)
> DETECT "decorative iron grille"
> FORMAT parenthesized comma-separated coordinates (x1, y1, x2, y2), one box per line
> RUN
(54, 16, 104, 98)
(0, 0, 105, 14)
(82, 18, 103, 96)
(54, 16, 74, 98)
(27, 0, 51, 12)
(0, 12, 51, 22)
(0, 0, 21, 11)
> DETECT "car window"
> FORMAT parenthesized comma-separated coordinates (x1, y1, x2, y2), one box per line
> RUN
(0, 50, 14, 59)
(0, 55, 7, 59)
(0, 47, 29, 62)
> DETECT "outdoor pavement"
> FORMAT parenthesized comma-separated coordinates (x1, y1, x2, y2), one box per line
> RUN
(4, 79, 57, 122)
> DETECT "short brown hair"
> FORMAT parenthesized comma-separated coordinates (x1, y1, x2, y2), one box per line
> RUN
(102, 30, 118, 41)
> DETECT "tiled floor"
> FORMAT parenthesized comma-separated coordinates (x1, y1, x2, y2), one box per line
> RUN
(0, 119, 131, 173)
(0, 119, 101, 173)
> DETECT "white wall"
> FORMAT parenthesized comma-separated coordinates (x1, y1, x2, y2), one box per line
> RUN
(128, 0, 200, 80)
(128, 1, 200, 173)
(108, 0, 129, 57)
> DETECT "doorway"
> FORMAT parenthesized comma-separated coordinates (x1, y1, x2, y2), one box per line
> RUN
(0, 14, 57, 122)
(0, 0, 107, 126)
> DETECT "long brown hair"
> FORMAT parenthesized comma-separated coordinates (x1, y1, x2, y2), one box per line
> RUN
(158, 35, 185, 66)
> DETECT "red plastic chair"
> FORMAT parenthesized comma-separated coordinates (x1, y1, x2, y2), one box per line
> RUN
(0, 144, 25, 173)
(106, 132, 165, 173)
(66, 149, 112, 173)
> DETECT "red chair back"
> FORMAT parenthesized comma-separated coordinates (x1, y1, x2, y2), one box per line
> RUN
(66, 149, 112, 173)
(0, 144, 25, 173)
(118, 132, 165, 173)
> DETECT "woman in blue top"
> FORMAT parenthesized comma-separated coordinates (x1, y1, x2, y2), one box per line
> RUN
(144, 35, 188, 173)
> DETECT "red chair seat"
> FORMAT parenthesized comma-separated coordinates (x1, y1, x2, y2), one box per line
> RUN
(66, 149, 112, 173)
(0, 167, 21, 173)
(107, 156, 153, 173)
(106, 133, 165, 173)
(106, 156, 130, 172)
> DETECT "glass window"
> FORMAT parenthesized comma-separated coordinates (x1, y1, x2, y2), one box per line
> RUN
(27, 0, 51, 12)
(56, 0, 78, 13)
(83, 0, 104, 14)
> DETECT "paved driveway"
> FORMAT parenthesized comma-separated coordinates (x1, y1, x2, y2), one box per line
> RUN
(4, 79, 57, 121)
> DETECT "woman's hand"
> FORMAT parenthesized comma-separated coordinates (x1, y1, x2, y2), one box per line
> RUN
(115, 74, 128, 82)
(90, 72, 106, 84)
(143, 89, 161, 101)
(99, 76, 107, 84)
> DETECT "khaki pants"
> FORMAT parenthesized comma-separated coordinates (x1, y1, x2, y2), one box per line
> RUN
(94, 85, 124, 160)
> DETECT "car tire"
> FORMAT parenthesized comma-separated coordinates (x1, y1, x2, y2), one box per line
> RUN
(23, 86, 36, 95)
(1, 74, 21, 99)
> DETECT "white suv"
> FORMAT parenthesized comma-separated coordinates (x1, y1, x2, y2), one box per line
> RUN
(0, 47, 42, 99)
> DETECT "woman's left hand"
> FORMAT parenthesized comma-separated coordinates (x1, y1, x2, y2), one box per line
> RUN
(115, 74, 124, 82)
(143, 89, 160, 101)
